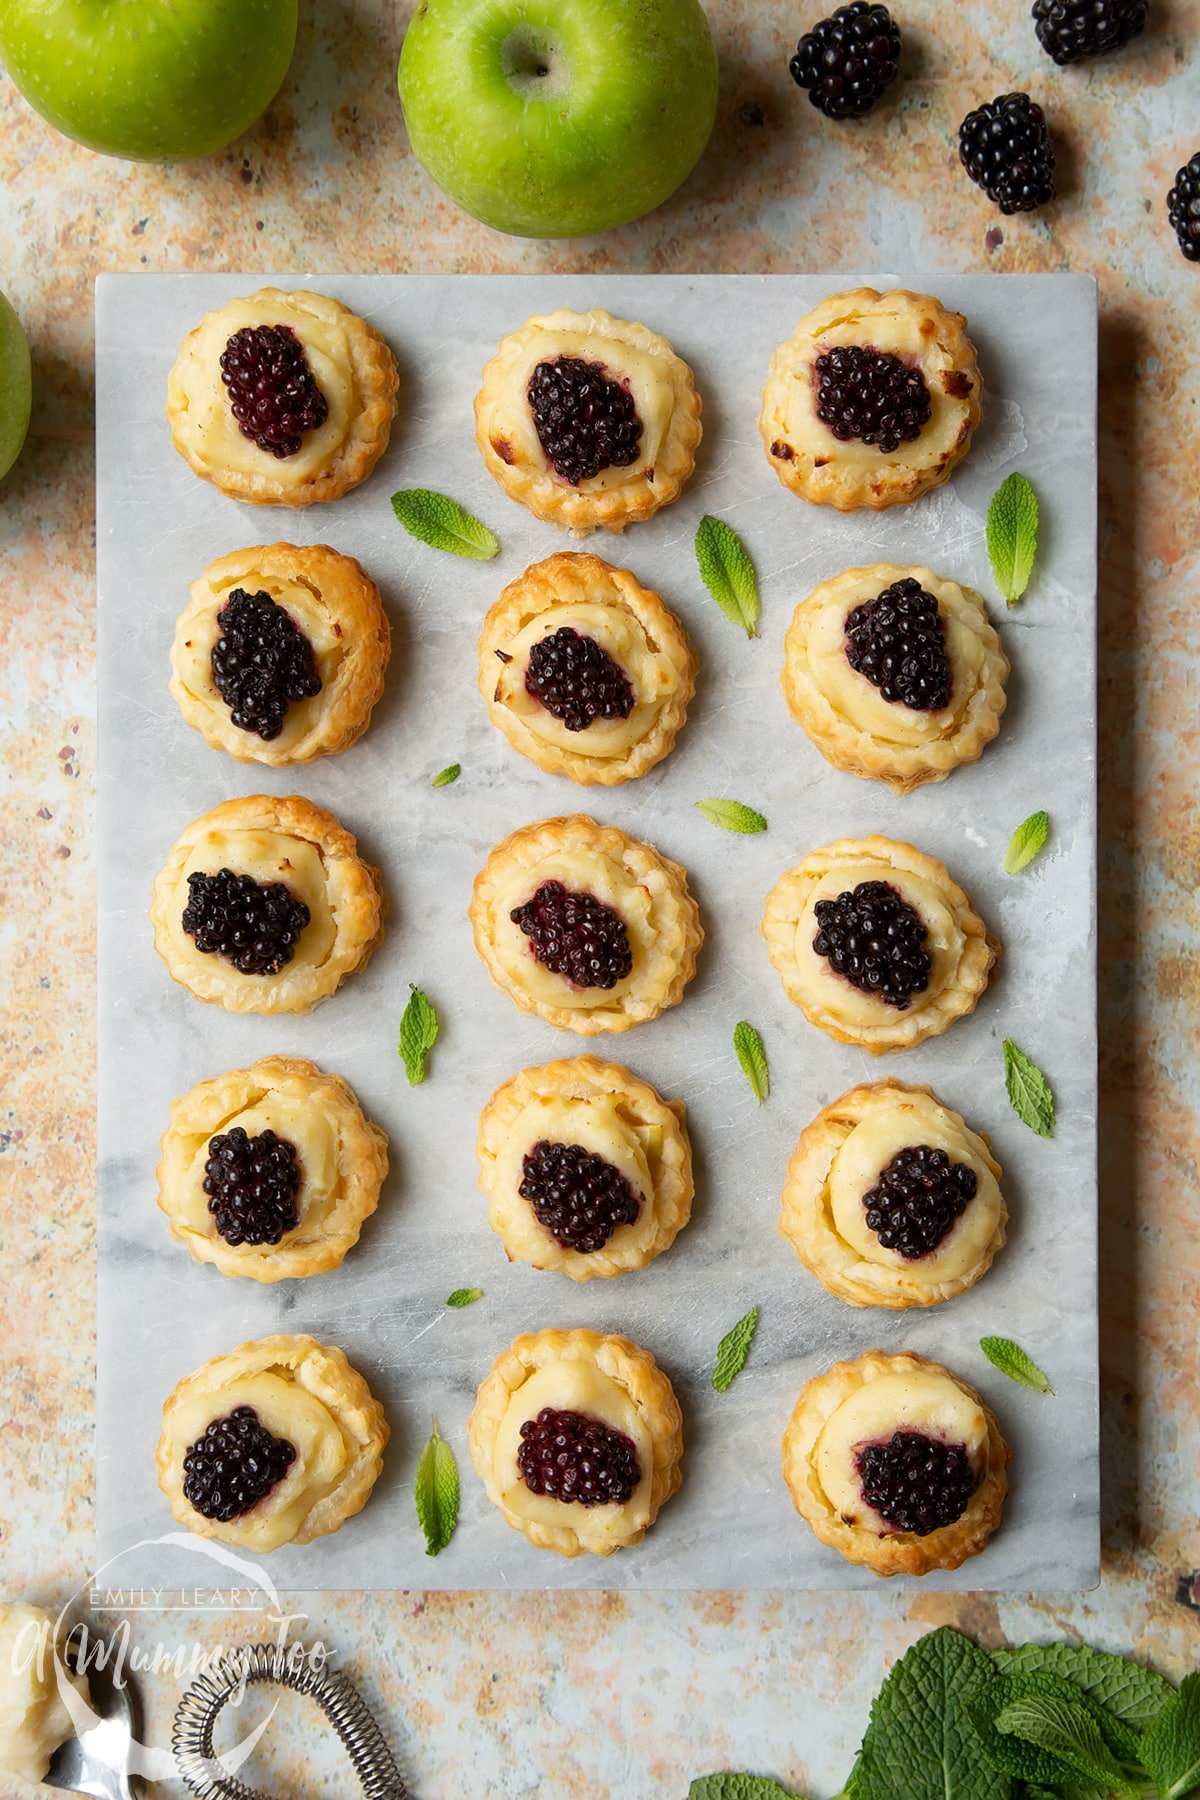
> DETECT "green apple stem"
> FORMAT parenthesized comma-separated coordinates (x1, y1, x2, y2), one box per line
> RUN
(500, 27, 568, 98)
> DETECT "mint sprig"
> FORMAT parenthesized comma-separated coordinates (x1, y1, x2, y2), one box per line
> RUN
(712, 1305, 758, 1393)
(1139, 1672, 1200, 1799)
(445, 1288, 483, 1309)
(400, 984, 439, 1086)
(689, 1779, 803, 1799)
(1004, 1038, 1055, 1137)
(980, 1335, 1054, 1394)
(414, 1418, 459, 1556)
(391, 488, 499, 560)
(987, 471, 1040, 605)
(1004, 809, 1050, 874)
(432, 762, 461, 788)
(695, 797, 767, 834)
(733, 1021, 769, 1103)
(695, 515, 760, 636)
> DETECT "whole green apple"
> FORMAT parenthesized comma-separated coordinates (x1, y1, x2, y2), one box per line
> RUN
(0, 291, 32, 483)
(398, 0, 719, 237)
(0, 0, 298, 162)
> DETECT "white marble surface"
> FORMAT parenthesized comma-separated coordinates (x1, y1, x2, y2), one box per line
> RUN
(95, 272, 1098, 1593)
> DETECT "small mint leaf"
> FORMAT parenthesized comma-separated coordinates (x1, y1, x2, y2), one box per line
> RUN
(688, 1778, 802, 1799)
(733, 1021, 769, 1103)
(400, 984, 439, 1087)
(993, 1689, 1140, 1792)
(980, 1336, 1054, 1394)
(695, 797, 767, 834)
(391, 488, 499, 560)
(446, 1288, 483, 1309)
(432, 763, 461, 788)
(1004, 1038, 1055, 1137)
(414, 1418, 459, 1556)
(1140, 1672, 1200, 1800)
(993, 1643, 1174, 1734)
(987, 471, 1040, 605)
(695, 515, 760, 635)
(712, 1305, 759, 1393)
(1004, 810, 1050, 874)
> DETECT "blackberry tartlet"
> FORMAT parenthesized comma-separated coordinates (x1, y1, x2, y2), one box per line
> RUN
(475, 309, 702, 535)
(468, 1327, 684, 1556)
(781, 562, 1009, 791)
(782, 1350, 1009, 1575)
(478, 551, 698, 785)
(166, 288, 398, 506)
(760, 288, 983, 511)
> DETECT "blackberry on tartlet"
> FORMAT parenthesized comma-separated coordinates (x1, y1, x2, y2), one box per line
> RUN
(959, 93, 1056, 215)
(1168, 153, 1200, 263)
(1032, 0, 1149, 63)
(789, 3, 902, 120)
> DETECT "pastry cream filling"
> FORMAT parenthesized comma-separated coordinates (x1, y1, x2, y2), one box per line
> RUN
(493, 851, 650, 1011)
(814, 1371, 988, 1531)
(176, 1094, 338, 1245)
(0, 1604, 90, 1786)
(498, 329, 674, 491)
(490, 1093, 665, 1262)
(795, 863, 964, 1027)
(808, 597, 985, 744)
(173, 570, 346, 755)
(170, 1369, 351, 1553)
(173, 297, 356, 482)
(826, 1095, 1002, 1281)
(164, 829, 336, 983)
(494, 1363, 654, 1541)
(498, 600, 682, 759)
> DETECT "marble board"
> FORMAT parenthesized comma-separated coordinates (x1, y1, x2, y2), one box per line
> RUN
(96, 273, 1098, 1592)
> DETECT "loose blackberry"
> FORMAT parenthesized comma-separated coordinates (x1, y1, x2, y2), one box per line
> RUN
(813, 346, 932, 453)
(182, 1406, 297, 1522)
(1032, 0, 1148, 63)
(855, 1430, 979, 1534)
(812, 879, 931, 1009)
(204, 1126, 302, 1247)
(789, 3, 902, 120)
(1168, 153, 1200, 263)
(959, 93, 1056, 214)
(181, 868, 310, 977)
(517, 1408, 641, 1507)
(525, 627, 635, 733)
(863, 1144, 978, 1258)
(845, 577, 952, 711)
(519, 1140, 642, 1254)
(510, 880, 633, 990)
(219, 323, 329, 458)
(527, 357, 642, 485)
(211, 588, 321, 741)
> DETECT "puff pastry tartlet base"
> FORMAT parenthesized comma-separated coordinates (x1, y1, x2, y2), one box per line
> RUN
(468, 1327, 683, 1557)
(470, 815, 702, 1035)
(0, 1603, 92, 1786)
(782, 1349, 1009, 1576)
(780, 1081, 1006, 1308)
(782, 564, 1009, 793)
(478, 552, 697, 785)
(157, 1056, 389, 1282)
(761, 835, 998, 1053)
(156, 1334, 389, 1552)
(474, 309, 702, 535)
(166, 287, 398, 507)
(150, 793, 384, 1016)
(478, 1057, 692, 1280)
(760, 288, 983, 511)
(170, 543, 391, 766)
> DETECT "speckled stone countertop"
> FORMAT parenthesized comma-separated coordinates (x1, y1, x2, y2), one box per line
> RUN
(0, 2, 1197, 1794)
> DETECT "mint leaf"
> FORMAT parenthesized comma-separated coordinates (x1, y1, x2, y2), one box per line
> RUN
(1140, 1672, 1200, 1799)
(987, 472, 1040, 605)
(695, 798, 767, 834)
(446, 1288, 482, 1309)
(432, 762, 461, 788)
(1004, 1039, 1055, 1138)
(695, 515, 760, 636)
(391, 488, 499, 560)
(733, 1021, 769, 1103)
(854, 1626, 1010, 1800)
(994, 1645, 1173, 1736)
(994, 1690, 1143, 1793)
(712, 1305, 759, 1393)
(414, 1419, 459, 1556)
(1004, 810, 1050, 875)
(689, 1778, 802, 1799)
(400, 984, 439, 1086)
(979, 1336, 1054, 1395)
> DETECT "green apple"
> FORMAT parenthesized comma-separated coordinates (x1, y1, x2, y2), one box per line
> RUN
(0, 292, 32, 483)
(0, 0, 298, 162)
(398, 0, 719, 238)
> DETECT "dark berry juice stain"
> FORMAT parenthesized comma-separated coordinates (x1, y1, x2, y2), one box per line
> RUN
(526, 357, 642, 484)
(812, 880, 931, 1009)
(517, 1408, 641, 1506)
(813, 345, 931, 453)
(845, 577, 952, 710)
(856, 1430, 980, 1533)
(519, 1140, 642, 1253)
(510, 881, 632, 990)
(181, 868, 310, 977)
(525, 627, 635, 732)
(220, 323, 329, 457)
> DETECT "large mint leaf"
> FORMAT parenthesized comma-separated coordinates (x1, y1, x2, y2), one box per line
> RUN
(993, 1643, 1173, 1734)
(854, 1626, 1012, 1800)
(1140, 1672, 1200, 1799)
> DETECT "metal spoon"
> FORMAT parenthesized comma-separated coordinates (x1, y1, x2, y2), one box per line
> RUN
(44, 1633, 140, 1800)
